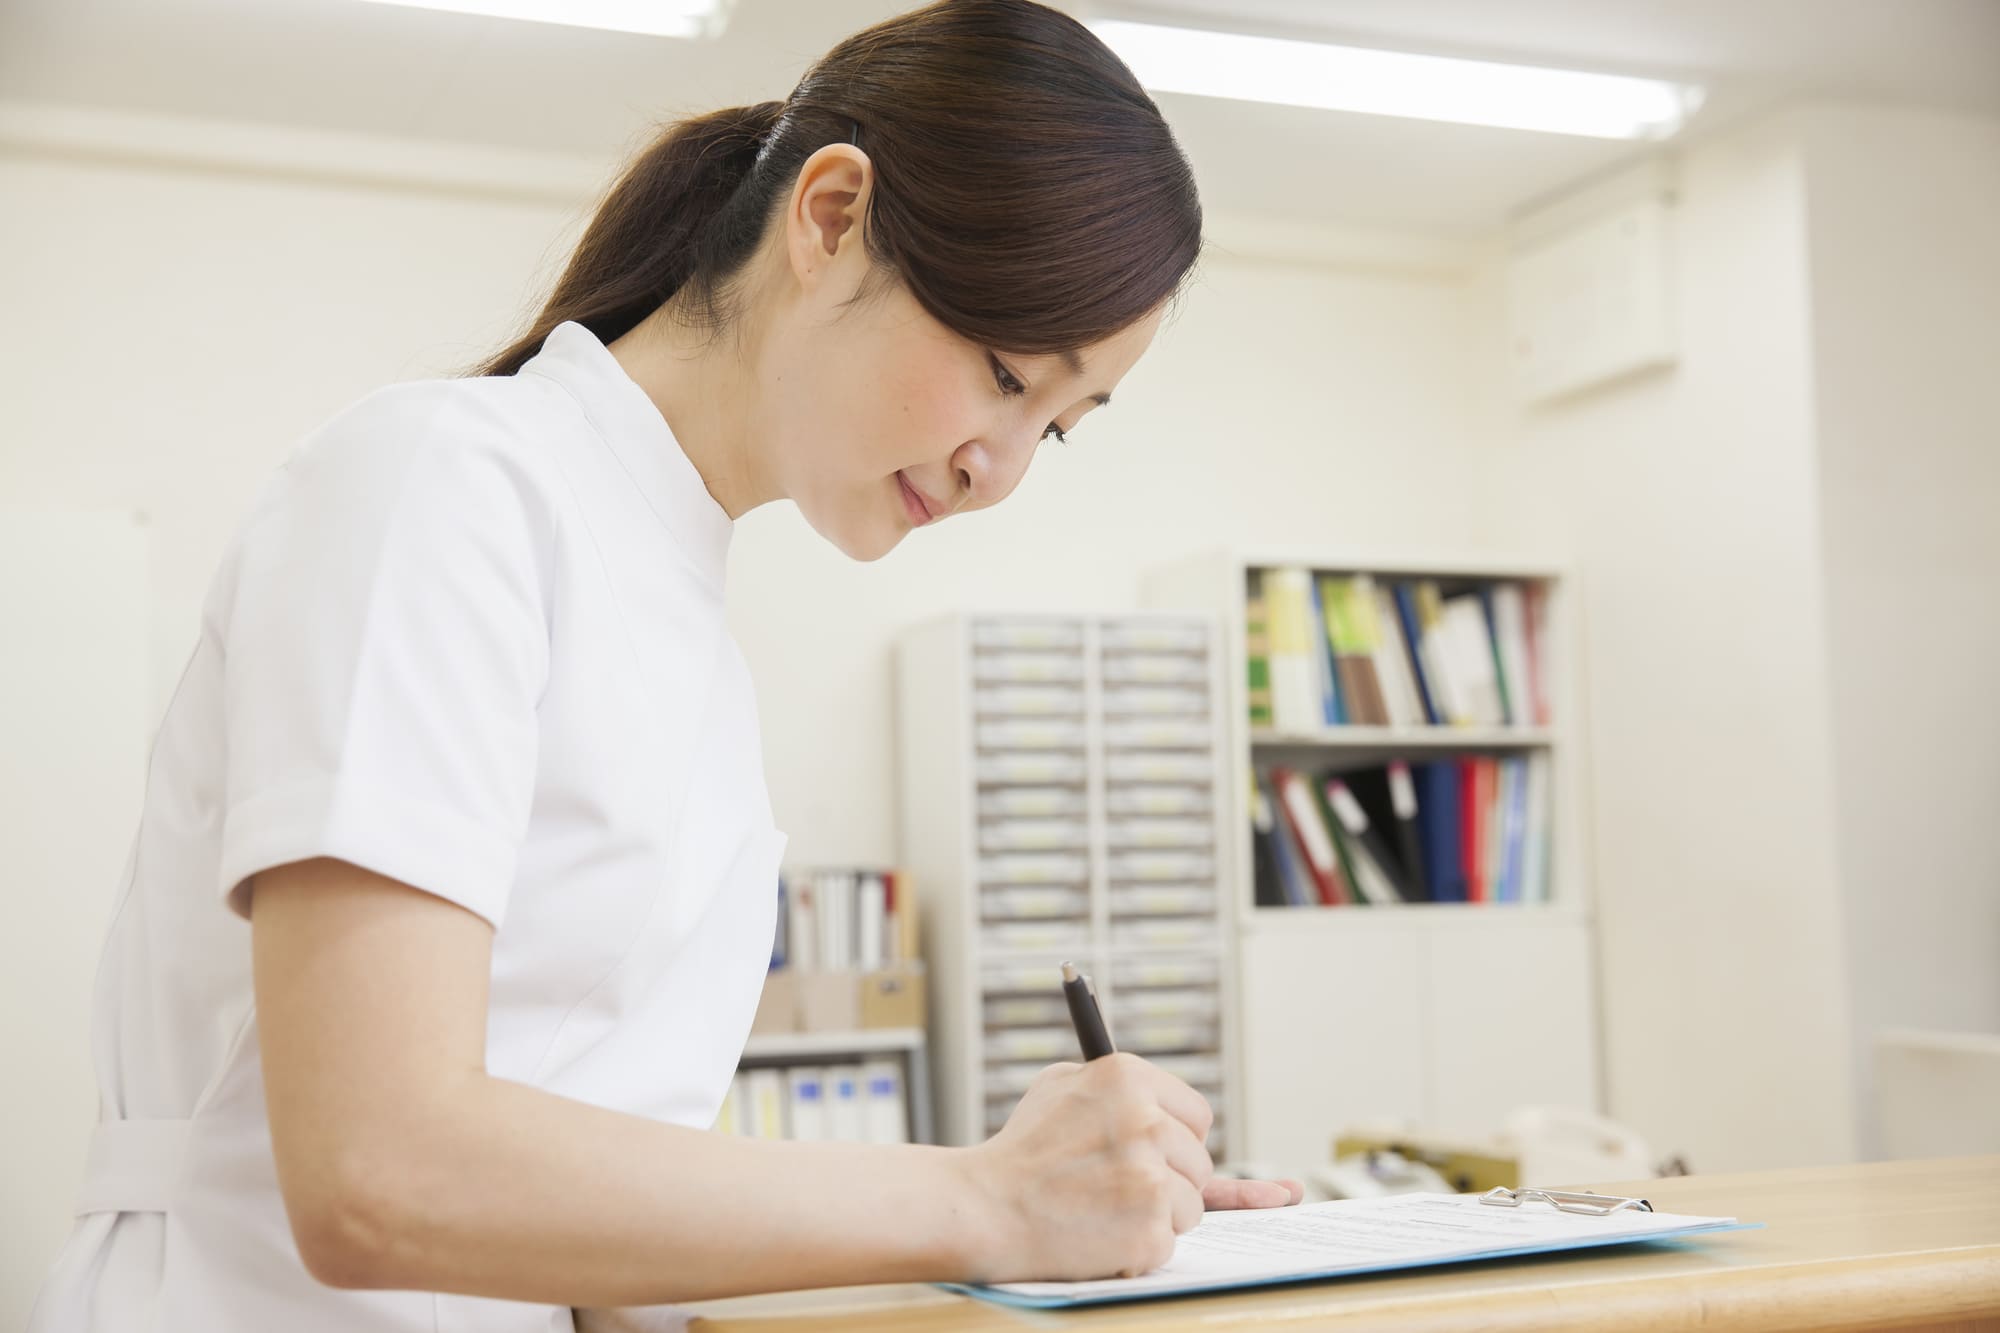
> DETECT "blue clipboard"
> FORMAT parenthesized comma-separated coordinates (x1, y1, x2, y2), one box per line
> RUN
(940, 1187, 1761, 1310)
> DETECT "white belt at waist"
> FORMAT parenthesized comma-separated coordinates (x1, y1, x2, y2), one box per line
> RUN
(75, 1118, 191, 1215)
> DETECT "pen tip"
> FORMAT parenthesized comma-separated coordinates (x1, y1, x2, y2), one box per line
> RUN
(1061, 961, 1080, 983)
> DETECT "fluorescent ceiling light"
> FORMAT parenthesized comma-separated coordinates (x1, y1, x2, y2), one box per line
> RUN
(351, 0, 730, 39)
(1087, 18, 1703, 140)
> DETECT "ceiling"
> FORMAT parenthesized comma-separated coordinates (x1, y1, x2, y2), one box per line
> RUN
(3, 0, 1996, 236)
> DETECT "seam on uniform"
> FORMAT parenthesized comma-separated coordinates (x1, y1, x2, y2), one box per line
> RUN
(311, 395, 545, 918)
(515, 443, 728, 1088)
(519, 366, 723, 595)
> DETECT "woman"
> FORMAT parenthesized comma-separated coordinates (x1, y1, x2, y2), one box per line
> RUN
(30, 2, 1300, 1329)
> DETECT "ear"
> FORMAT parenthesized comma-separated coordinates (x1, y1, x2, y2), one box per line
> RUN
(783, 143, 873, 293)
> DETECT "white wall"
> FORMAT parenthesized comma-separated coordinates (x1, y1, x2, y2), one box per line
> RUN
(0, 511, 151, 1320)
(1469, 100, 2000, 1172)
(1797, 104, 2000, 1156)
(0, 114, 1493, 1319)
(1469, 112, 1859, 1173)
(0, 141, 593, 717)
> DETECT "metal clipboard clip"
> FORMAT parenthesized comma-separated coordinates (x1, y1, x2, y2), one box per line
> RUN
(1479, 1186, 1654, 1216)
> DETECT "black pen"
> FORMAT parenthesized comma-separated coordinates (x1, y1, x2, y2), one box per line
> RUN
(1061, 961, 1116, 1060)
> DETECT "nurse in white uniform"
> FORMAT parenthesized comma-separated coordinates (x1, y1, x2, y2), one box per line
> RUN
(30, 2, 1300, 1329)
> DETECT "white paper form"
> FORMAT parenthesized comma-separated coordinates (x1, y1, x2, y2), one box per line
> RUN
(964, 1192, 1745, 1307)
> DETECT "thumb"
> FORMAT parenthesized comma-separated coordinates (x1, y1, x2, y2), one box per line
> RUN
(1202, 1176, 1304, 1211)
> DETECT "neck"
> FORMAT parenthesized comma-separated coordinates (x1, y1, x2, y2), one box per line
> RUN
(606, 302, 774, 521)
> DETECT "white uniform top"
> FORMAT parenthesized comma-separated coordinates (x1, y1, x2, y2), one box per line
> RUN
(29, 321, 788, 1333)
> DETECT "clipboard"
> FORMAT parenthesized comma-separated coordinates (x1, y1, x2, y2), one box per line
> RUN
(943, 1187, 1757, 1309)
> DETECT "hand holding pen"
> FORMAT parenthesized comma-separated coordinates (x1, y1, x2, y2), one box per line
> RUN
(951, 962, 1304, 1285)
(1060, 961, 1306, 1215)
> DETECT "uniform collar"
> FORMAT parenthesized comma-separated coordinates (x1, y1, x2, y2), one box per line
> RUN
(520, 320, 733, 589)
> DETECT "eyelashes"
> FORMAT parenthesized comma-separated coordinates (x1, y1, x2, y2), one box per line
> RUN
(990, 353, 1027, 396)
(989, 352, 1070, 446)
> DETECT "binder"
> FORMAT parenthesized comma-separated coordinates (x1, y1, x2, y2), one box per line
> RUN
(1390, 581, 1442, 724)
(745, 1068, 787, 1139)
(826, 1065, 865, 1142)
(1249, 780, 1288, 908)
(1370, 583, 1427, 726)
(1307, 568, 1344, 725)
(713, 1075, 742, 1135)
(948, 1188, 1753, 1309)
(1384, 760, 1430, 901)
(1498, 756, 1529, 902)
(1324, 777, 1414, 904)
(857, 872, 886, 970)
(1270, 766, 1352, 906)
(1263, 567, 1319, 732)
(1416, 760, 1464, 902)
(1254, 772, 1313, 907)
(1320, 574, 1388, 725)
(786, 1065, 827, 1141)
(860, 1058, 909, 1144)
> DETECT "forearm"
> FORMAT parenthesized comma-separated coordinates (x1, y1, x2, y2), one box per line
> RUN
(314, 1072, 988, 1306)
(254, 862, 1274, 1306)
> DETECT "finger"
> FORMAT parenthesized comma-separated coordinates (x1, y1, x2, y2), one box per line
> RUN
(1201, 1176, 1303, 1210)
(1168, 1171, 1205, 1235)
(1033, 1060, 1082, 1086)
(1153, 1112, 1214, 1193)
(1121, 1055, 1213, 1140)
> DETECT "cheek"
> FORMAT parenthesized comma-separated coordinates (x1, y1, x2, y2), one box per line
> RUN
(864, 353, 973, 469)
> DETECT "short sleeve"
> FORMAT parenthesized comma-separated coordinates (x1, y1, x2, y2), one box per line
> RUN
(216, 387, 553, 927)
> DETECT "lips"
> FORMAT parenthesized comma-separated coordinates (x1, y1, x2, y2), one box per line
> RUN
(898, 471, 941, 525)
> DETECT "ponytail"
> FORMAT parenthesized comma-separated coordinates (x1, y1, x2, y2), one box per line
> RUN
(472, 1, 1200, 377)
(471, 100, 783, 377)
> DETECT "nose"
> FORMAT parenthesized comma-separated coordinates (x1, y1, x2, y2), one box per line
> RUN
(949, 428, 1039, 512)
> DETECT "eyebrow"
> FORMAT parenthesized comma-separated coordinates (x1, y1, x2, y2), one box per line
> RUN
(1054, 348, 1113, 407)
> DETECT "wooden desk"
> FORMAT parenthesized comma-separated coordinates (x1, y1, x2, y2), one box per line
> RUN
(676, 1156, 2000, 1332)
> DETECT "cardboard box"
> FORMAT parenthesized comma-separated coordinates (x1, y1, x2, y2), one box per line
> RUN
(748, 968, 800, 1036)
(767, 965, 930, 1033)
(795, 970, 862, 1032)
(859, 963, 927, 1029)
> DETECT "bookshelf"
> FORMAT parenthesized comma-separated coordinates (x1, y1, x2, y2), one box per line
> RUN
(741, 1027, 926, 1060)
(895, 612, 1237, 1160)
(733, 1026, 934, 1145)
(1140, 550, 1601, 1176)
(730, 863, 932, 1144)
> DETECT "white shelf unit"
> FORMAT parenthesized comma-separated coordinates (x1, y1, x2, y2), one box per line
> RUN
(736, 1027, 933, 1145)
(1139, 550, 1602, 1178)
(740, 1027, 926, 1060)
(895, 612, 1239, 1159)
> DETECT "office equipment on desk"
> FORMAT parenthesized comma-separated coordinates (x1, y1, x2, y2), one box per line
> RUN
(1314, 1148, 1455, 1200)
(1333, 1106, 1657, 1194)
(943, 1187, 1749, 1309)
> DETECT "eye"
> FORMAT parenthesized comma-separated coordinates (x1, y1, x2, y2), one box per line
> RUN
(990, 352, 1069, 445)
(988, 352, 1027, 397)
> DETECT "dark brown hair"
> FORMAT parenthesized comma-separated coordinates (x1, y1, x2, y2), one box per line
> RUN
(470, 0, 1200, 377)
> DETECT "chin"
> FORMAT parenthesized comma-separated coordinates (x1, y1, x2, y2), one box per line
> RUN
(801, 505, 905, 563)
